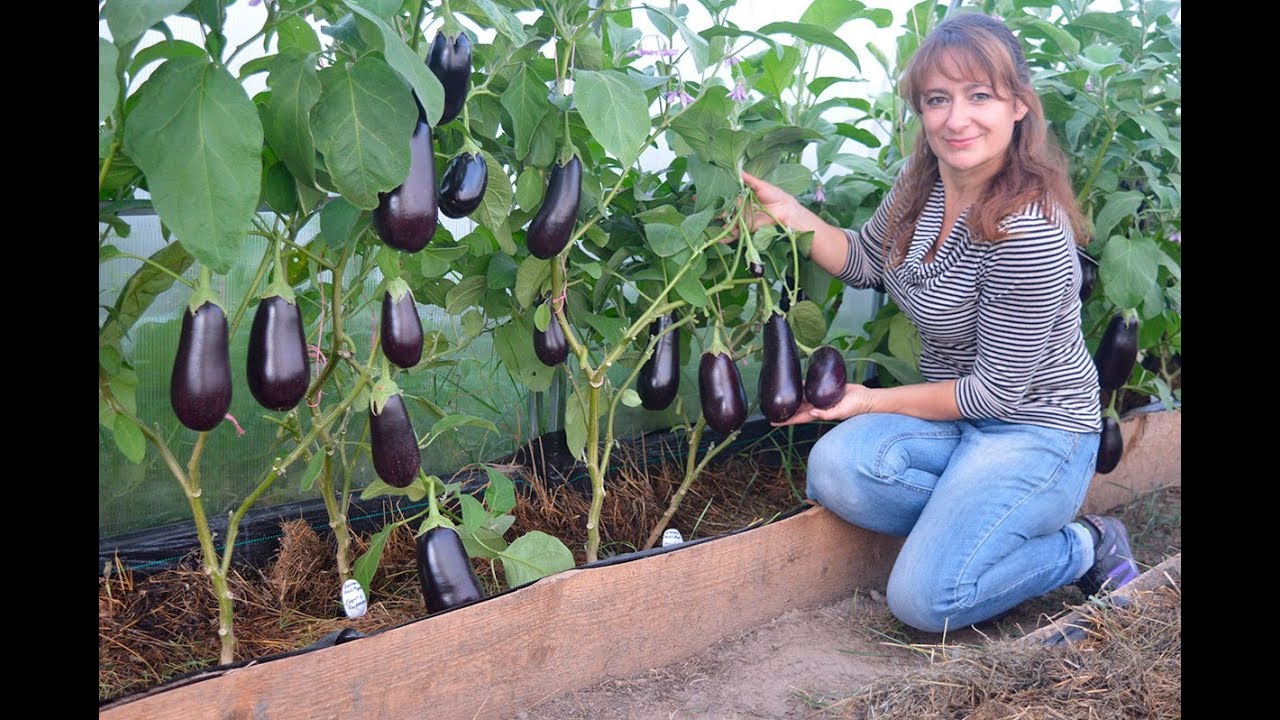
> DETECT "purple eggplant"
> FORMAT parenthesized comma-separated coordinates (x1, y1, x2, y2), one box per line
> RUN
(748, 262, 764, 278)
(425, 32, 471, 127)
(804, 346, 847, 410)
(1095, 416, 1122, 474)
(415, 526, 484, 613)
(1094, 313, 1139, 391)
(527, 156, 581, 259)
(1078, 253, 1098, 303)
(699, 351, 747, 434)
(759, 313, 803, 423)
(534, 313, 569, 366)
(246, 295, 310, 411)
(381, 290, 423, 369)
(170, 301, 232, 431)
(373, 120, 438, 253)
(636, 314, 680, 411)
(369, 393, 421, 488)
(439, 152, 488, 219)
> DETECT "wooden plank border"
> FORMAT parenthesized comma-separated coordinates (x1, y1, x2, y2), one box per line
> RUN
(101, 410, 1180, 720)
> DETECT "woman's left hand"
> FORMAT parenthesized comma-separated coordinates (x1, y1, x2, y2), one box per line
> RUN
(770, 384, 877, 427)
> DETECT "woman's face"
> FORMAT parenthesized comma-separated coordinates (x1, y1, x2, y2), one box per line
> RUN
(919, 58, 1028, 184)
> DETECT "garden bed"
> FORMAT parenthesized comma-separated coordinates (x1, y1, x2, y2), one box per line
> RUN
(100, 409, 1179, 718)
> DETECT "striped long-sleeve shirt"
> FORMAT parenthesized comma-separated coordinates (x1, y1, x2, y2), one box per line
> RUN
(837, 178, 1102, 433)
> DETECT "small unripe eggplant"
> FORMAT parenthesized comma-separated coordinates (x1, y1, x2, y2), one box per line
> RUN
(381, 290, 423, 369)
(527, 156, 581, 260)
(247, 295, 310, 411)
(1094, 313, 1140, 390)
(759, 313, 803, 423)
(804, 346, 847, 410)
(1078, 254, 1098, 303)
(438, 152, 488, 219)
(373, 120, 438, 253)
(425, 32, 472, 127)
(534, 314, 568, 366)
(637, 314, 680, 411)
(699, 351, 747, 434)
(369, 393, 421, 488)
(1095, 416, 1123, 474)
(171, 301, 233, 431)
(415, 526, 484, 613)
(748, 262, 764, 278)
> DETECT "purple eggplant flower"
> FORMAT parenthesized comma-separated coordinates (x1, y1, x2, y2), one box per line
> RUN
(730, 80, 748, 102)
(666, 90, 695, 106)
(814, 185, 826, 203)
(656, 48, 679, 58)
(1169, 231, 1181, 244)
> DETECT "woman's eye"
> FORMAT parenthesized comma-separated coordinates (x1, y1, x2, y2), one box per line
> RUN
(925, 96, 947, 106)
(972, 92, 992, 102)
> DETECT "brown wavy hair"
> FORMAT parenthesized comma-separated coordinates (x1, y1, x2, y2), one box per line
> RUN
(882, 12, 1088, 266)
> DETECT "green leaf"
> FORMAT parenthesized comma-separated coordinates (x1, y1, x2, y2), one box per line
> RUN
(122, 58, 263, 274)
(484, 467, 517, 515)
(319, 196, 364, 250)
(1100, 234, 1163, 311)
(99, 242, 194, 349)
(755, 46, 801, 100)
(265, 51, 321, 187)
(419, 244, 469, 277)
(349, 0, 401, 18)
(867, 351, 925, 385)
(708, 127, 754, 171)
(764, 163, 812, 196)
(758, 22, 861, 72)
(275, 15, 321, 53)
(487, 252, 518, 290)
(687, 155, 738, 212)
(807, 76, 854, 98)
(574, 70, 651, 168)
(501, 64, 550, 160)
(466, 0, 529, 45)
(1069, 12, 1138, 46)
(515, 256, 551, 308)
(431, 413, 499, 436)
(461, 309, 485, 336)
(345, 1, 446, 125)
(105, 0, 189, 46)
(564, 387, 588, 462)
(262, 162, 299, 214)
(620, 388, 642, 407)
(534, 302, 552, 332)
(645, 223, 687, 258)
(887, 311, 920, 365)
(515, 168, 543, 212)
(493, 318, 556, 392)
(606, 15, 643, 63)
(800, 0, 866, 28)
(502, 531, 575, 588)
(671, 87, 732, 162)
(644, 6, 712, 71)
(127, 39, 208, 80)
(445, 275, 488, 315)
(99, 39, 120, 124)
(352, 523, 395, 596)
(113, 415, 146, 464)
(301, 451, 326, 491)
(1092, 190, 1143, 243)
(1020, 17, 1080, 56)
(673, 255, 709, 307)
(787, 300, 827, 348)
(459, 523, 508, 559)
(460, 493, 487, 529)
(681, 207, 715, 244)
(313, 57, 417, 210)
(475, 151, 513, 233)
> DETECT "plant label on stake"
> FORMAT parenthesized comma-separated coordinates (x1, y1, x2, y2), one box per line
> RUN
(341, 578, 368, 618)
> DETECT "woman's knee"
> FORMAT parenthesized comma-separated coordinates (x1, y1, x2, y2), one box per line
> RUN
(805, 416, 877, 504)
(886, 572, 955, 634)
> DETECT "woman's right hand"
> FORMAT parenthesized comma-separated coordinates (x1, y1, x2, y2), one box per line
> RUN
(723, 171, 802, 243)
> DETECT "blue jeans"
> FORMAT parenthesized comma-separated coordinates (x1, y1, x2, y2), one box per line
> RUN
(805, 413, 1100, 633)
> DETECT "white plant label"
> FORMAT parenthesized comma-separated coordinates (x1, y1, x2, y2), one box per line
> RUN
(342, 578, 368, 619)
(661, 528, 684, 547)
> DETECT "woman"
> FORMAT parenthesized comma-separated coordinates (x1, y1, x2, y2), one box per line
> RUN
(741, 12, 1139, 633)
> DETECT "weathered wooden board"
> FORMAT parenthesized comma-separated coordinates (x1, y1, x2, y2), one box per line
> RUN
(101, 410, 1181, 720)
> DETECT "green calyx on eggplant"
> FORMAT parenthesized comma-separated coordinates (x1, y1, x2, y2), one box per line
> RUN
(381, 283, 423, 369)
(1095, 416, 1122, 474)
(171, 300, 233, 431)
(415, 525, 484, 613)
(439, 152, 488, 219)
(533, 308, 569, 366)
(527, 155, 581, 260)
(1077, 250, 1098, 303)
(636, 314, 680, 411)
(804, 346, 847, 410)
(699, 350, 747, 434)
(425, 31, 471, 127)
(373, 120, 438, 253)
(369, 392, 421, 488)
(247, 294, 310, 411)
(1094, 312, 1140, 391)
(759, 312, 803, 423)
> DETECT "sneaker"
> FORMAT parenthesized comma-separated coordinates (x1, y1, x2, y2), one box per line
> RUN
(1074, 514, 1140, 597)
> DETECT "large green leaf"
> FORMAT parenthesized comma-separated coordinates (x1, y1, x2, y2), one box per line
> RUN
(313, 57, 418, 210)
(123, 57, 263, 274)
(265, 51, 321, 187)
(1069, 12, 1139, 47)
(800, 0, 866, 28)
(319, 196, 365, 249)
(787, 300, 827, 348)
(755, 45, 801, 100)
(99, 242, 195, 348)
(104, 0, 189, 46)
(493, 317, 556, 392)
(275, 15, 322, 53)
(445, 275, 488, 315)
(764, 163, 812, 196)
(644, 6, 712, 71)
(687, 155, 738, 212)
(574, 70, 651, 168)
(1100, 234, 1163, 312)
(99, 39, 119, 123)
(345, 1, 445, 125)
(348, 0, 401, 18)
(758, 22, 861, 72)
(515, 256, 551, 308)
(564, 386, 589, 461)
(1092, 190, 1143, 243)
(484, 467, 517, 515)
(112, 415, 146, 464)
(501, 531, 575, 588)
(501, 64, 551, 160)
(475, 151, 514, 233)
(463, 0, 528, 46)
(645, 223, 686, 258)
